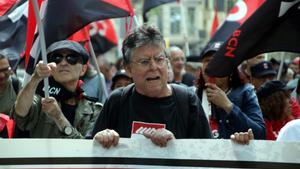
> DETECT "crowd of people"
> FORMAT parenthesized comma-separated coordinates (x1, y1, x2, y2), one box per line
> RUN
(1, 25, 300, 147)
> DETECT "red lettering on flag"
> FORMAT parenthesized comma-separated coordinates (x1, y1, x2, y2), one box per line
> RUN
(225, 29, 241, 58)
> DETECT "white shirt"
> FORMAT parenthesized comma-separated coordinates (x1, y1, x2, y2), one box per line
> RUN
(277, 119, 300, 142)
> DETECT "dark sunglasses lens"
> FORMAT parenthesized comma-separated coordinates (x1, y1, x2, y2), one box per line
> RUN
(48, 54, 82, 65)
(48, 54, 63, 64)
(66, 55, 81, 65)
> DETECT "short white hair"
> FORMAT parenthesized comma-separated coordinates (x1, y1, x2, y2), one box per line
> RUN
(169, 46, 183, 53)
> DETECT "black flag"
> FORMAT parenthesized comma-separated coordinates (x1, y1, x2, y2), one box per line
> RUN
(206, 0, 300, 77)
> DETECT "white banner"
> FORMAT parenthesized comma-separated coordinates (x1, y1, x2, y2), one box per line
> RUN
(0, 138, 299, 168)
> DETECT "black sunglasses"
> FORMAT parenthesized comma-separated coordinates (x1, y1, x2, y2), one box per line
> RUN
(48, 53, 83, 65)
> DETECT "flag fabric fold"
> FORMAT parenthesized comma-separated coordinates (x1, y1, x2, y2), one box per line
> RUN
(206, 0, 300, 77)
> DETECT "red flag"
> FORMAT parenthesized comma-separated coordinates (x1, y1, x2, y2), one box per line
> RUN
(68, 26, 90, 51)
(89, 20, 118, 55)
(210, 5, 219, 37)
(24, 0, 134, 79)
(43, 0, 133, 47)
(0, 0, 18, 16)
(68, 26, 90, 43)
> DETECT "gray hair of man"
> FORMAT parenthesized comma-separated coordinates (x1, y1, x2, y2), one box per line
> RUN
(122, 25, 167, 65)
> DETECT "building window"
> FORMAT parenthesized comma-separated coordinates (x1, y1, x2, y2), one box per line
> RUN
(170, 7, 181, 34)
(187, 7, 195, 35)
(205, 0, 209, 9)
(216, 0, 225, 12)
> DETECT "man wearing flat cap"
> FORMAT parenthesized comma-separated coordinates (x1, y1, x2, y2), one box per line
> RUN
(14, 40, 102, 138)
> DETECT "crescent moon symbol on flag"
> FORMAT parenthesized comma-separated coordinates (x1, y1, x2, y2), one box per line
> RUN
(226, 1, 247, 22)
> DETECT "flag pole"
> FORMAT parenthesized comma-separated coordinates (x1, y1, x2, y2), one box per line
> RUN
(32, 0, 49, 98)
(133, 15, 140, 27)
(277, 52, 285, 80)
(179, 1, 190, 57)
(87, 39, 108, 99)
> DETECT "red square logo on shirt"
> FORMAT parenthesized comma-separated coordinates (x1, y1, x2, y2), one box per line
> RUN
(131, 121, 165, 135)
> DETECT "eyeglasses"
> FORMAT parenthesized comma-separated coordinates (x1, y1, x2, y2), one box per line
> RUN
(131, 54, 167, 69)
(0, 66, 12, 75)
(48, 53, 82, 65)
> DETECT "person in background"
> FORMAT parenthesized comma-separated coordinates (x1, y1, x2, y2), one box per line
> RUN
(98, 56, 117, 94)
(270, 58, 289, 82)
(289, 56, 300, 78)
(197, 41, 265, 140)
(81, 64, 108, 103)
(13, 40, 102, 138)
(250, 61, 277, 90)
(0, 54, 20, 138)
(169, 46, 195, 86)
(257, 80, 299, 140)
(0, 54, 19, 115)
(0, 53, 31, 138)
(250, 61, 300, 129)
(111, 69, 133, 91)
(90, 25, 212, 148)
(239, 55, 265, 84)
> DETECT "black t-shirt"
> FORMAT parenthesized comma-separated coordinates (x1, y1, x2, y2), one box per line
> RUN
(132, 91, 176, 125)
(90, 84, 211, 139)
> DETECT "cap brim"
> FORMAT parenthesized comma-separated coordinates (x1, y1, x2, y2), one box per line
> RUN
(47, 40, 89, 64)
(186, 55, 201, 62)
(112, 74, 131, 83)
(254, 71, 277, 77)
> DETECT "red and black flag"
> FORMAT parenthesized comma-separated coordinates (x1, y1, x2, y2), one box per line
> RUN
(24, 0, 133, 76)
(43, 0, 133, 47)
(143, 0, 176, 22)
(0, 0, 28, 67)
(206, 0, 300, 77)
(89, 19, 118, 55)
(201, 0, 265, 58)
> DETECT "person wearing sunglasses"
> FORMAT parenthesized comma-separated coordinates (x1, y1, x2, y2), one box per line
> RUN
(0, 53, 14, 115)
(89, 25, 211, 148)
(0, 53, 21, 138)
(13, 40, 102, 138)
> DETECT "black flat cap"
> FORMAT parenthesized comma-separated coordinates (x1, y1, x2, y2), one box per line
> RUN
(47, 40, 89, 64)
